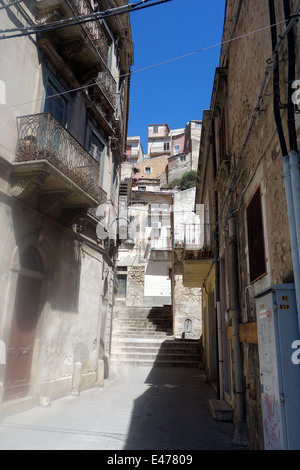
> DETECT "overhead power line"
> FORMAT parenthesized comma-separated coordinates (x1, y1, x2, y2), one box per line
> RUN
(0, 0, 23, 11)
(0, 15, 298, 112)
(0, 0, 173, 40)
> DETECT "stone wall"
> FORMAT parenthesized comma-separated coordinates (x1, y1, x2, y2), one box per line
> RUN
(126, 266, 145, 306)
(208, 0, 300, 450)
(173, 274, 202, 340)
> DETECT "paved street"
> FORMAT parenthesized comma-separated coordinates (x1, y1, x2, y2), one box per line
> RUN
(0, 365, 243, 451)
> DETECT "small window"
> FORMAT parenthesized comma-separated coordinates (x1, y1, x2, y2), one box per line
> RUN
(153, 126, 158, 134)
(138, 186, 146, 192)
(164, 142, 170, 151)
(174, 145, 180, 155)
(145, 167, 151, 175)
(89, 131, 104, 163)
(246, 187, 266, 283)
(180, 155, 186, 162)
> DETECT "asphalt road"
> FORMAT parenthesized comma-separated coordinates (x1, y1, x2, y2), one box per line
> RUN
(0, 365, 242, 452)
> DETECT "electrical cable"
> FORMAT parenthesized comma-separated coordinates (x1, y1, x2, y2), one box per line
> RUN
(0, 0, 23, 11)
(0, 0, 173, 39)
(218, 3, 300, 217)
(0, 16, 299, 113)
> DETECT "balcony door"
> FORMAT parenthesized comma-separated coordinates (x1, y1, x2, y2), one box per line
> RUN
(4, 247, 44, 401)
(44, 79, 68, 125)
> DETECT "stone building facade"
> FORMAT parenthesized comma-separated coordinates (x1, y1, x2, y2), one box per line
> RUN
(172, 188, 202, 340)
(0, 0, 133, 416)
(116, 189, 173, 308)
(193, 0, 300, 449)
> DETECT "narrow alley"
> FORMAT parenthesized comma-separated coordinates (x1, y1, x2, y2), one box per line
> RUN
(0, 364, 241, 451)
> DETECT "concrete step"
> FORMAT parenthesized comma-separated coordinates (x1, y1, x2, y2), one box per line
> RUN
(111, 339, 202, 368)
(111, 352, 203, 362)
(111, 305, 202, 369)
(112, 334, 174, 340)
(114, 319, 172, 328)
(112, 328, 173, 335)
(114, 316, 172, 325)
(111, 345, 202, 355)
(110, 358, 204, 369)
(114, 318, 172, 324)
(113, 309, 172, 320)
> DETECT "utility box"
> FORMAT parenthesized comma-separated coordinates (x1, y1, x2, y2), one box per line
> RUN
(255, 284, 300, 450)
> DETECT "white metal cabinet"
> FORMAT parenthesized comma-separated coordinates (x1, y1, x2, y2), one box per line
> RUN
(255, 284, 300, 450)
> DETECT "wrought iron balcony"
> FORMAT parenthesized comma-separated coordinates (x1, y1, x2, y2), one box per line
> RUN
(150, 238, 173, 251)
(67, 0, 108, 58)
(184, 224, 203, 251)
(15, 113, 101, 202)
(96, 71, 116, 109)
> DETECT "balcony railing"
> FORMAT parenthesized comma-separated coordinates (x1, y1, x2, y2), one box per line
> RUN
(97, 71, 116, 109)
(184, 224, 202, 250)
(150, 237, 172, 251)
(66, 0, 117, 109)
(15, 113, 101, 201)
(67, 0, 108, 62)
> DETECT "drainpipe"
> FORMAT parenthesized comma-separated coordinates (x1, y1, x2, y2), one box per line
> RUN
(228, 214, 247, 446)
(283, 0, 300, 266)
(283, 156, 300, 330)
(214, 227, 223, 400)
(289, 151, 300, 262)
(269, 0, 300, 331)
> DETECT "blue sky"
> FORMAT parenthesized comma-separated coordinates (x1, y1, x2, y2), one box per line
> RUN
(127, 0, 226, 151)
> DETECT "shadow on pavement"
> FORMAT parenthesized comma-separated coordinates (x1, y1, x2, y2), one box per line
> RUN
(121, 348, 237, 450)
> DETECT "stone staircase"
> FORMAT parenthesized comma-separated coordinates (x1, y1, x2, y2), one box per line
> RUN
(110, 305, 204, 369)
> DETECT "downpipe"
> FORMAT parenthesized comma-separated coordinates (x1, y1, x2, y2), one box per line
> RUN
(228, 214, 248, 446)
(214, 227, 224, 400)
(284, 152, 300, 332)
(275, 0, 300, 332)
(289, 150, 300, 263)
(269, 0, 300, 331)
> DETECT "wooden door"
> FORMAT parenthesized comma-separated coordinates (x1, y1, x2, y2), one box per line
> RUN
(4, 274, 42, 400)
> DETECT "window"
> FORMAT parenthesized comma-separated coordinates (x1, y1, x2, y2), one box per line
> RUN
(148, 204, 170, 228)
(138, 186, 146, 192)
(153, 126, 158, 133)
(219, 112, 226, 160)
(145, 167, 151, 175)
(164, 142, 170, 151)
(106, 35, 113, 69)
(174, 145, 180, 155)
(44, 80, 68, 124)
(89, 131, 104, 163)
(180, 155, 186, 162)
(246, 187, 266, 283)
